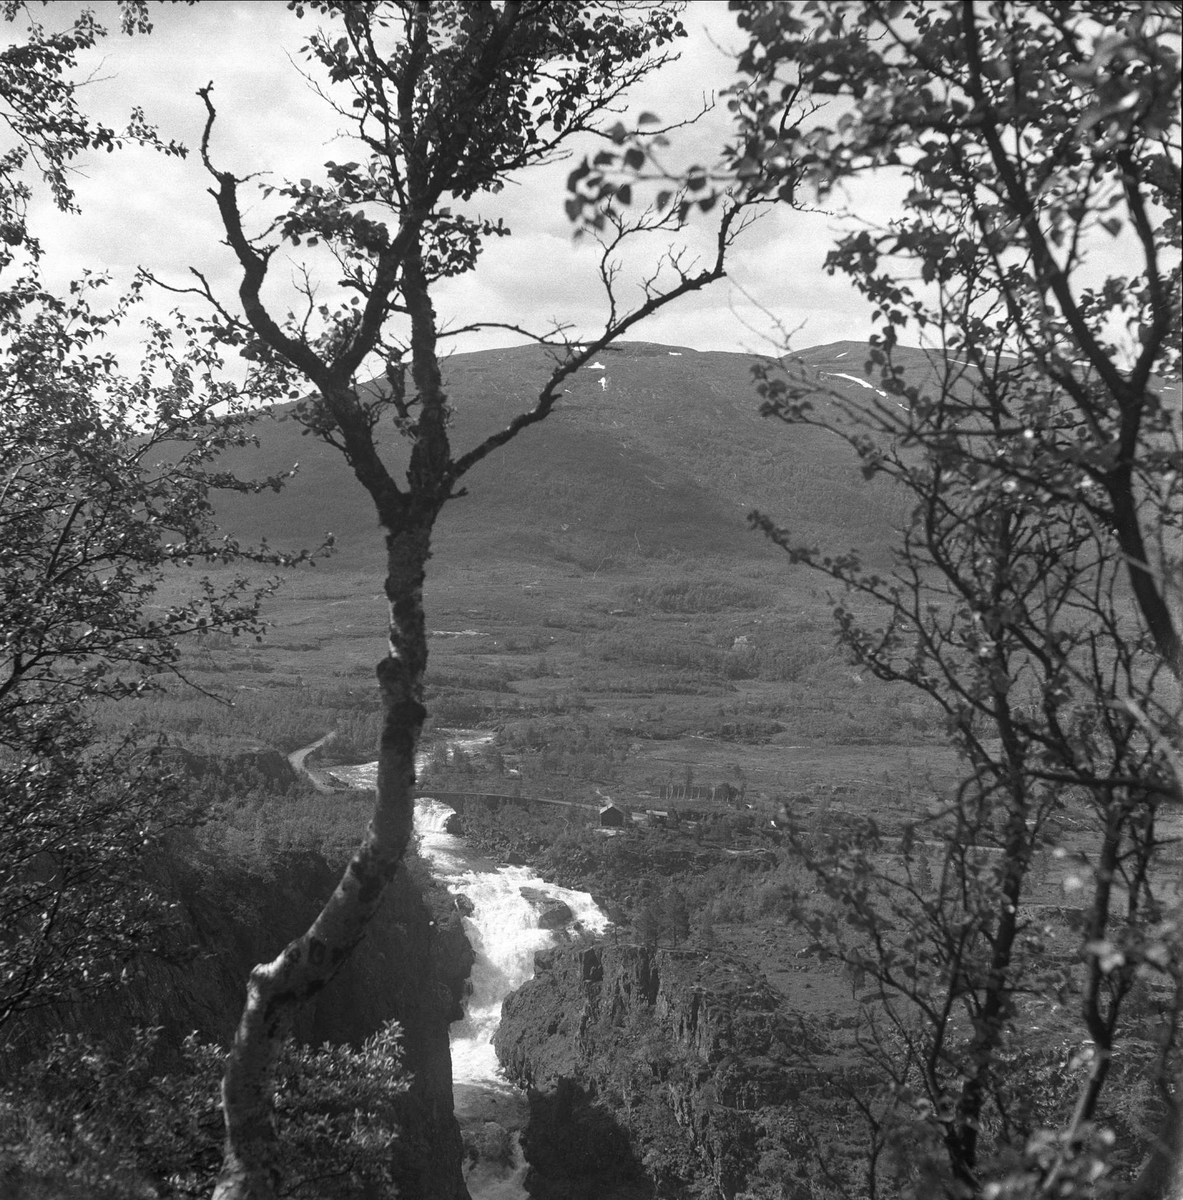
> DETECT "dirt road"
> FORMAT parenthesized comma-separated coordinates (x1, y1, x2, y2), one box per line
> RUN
(287, 732, 341, 793)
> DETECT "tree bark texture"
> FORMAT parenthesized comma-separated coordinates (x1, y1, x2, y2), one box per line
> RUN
(212, 521, 430, 1200)
(210, 235, 454, 1196)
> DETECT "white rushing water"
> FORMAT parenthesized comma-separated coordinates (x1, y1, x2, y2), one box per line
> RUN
(413, 796, 608, 1086)
(327, 738, 608, 1198)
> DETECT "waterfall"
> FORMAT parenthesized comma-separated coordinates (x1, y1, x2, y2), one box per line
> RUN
(417, 797, 607, 1086)
(327, 737, 608, 1198)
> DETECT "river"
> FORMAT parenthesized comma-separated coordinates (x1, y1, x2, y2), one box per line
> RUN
(325, 733, 608, 1199)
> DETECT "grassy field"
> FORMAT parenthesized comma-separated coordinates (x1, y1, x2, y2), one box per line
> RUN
(114, 335, 1156, 928)
(114, 338, 959, 820)
(128, 548, 963, 818)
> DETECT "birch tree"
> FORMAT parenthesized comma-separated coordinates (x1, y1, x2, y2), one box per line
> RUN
(724, 3, 1181, 1195)
(177, 3, 763, 1194)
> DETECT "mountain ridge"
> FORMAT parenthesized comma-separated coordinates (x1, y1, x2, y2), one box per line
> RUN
(210, 340, 925, 573)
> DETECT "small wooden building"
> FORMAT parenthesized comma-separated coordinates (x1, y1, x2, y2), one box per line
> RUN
(598, 803, 626, 828)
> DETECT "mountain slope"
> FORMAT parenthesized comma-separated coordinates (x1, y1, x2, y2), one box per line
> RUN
(210, 341, 917, 573)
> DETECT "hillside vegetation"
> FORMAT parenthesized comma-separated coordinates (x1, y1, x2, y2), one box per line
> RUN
(209, 341, 917, 572)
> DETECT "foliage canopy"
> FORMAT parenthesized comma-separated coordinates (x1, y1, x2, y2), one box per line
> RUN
(706, 3, 1182, 1196)
(0, 3, 304, 1042)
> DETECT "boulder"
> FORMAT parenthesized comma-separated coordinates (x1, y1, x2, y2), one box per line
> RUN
(463, 1120, 513, 1167)
(536, 902, 574, 931)
(519, 886, 574, 930)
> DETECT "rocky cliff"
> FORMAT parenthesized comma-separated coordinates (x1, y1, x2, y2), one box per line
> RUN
(7, 845, 473, 1199)
(494, 943, 846, 1200)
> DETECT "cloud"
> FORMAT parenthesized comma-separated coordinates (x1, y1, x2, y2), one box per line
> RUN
(17, 1, 873, 370)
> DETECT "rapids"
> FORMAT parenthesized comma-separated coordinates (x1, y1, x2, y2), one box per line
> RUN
(326, 736, 608, 1198)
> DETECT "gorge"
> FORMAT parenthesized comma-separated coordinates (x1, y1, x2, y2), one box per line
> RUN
(329, 734, 848, 1200)
(328, 744, 612, 1199)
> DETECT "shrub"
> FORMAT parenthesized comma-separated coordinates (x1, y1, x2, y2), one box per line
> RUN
(0, 1023, 408, 1198)
(629, 578, 769, 614)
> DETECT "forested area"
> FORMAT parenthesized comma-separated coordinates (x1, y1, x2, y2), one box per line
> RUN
(0, 3, 1179, 1199)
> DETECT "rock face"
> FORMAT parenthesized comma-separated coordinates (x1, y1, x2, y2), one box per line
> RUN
(307, 860, 473, 1199)
(494, 943, 832, 1200)
(435, 903, 479, 1017)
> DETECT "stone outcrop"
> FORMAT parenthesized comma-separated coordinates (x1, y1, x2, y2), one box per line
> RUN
(435, 903, 479, 1019)
(519, 886, 575, 931)
(494, 943, 835, 1200)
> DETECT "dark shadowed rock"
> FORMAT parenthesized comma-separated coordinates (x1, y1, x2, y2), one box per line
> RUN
(537, 903, 574, 931)
(310, 863, 472, 1199)
(519, 887, 574, 930)
(519, 1079, 654, 1200)
(495, 942, 835, 1199)
(434, 909, 478, 1020)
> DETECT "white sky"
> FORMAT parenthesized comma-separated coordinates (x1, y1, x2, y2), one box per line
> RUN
(15, 1, 1148, 376)
(14, 0, 888, 368)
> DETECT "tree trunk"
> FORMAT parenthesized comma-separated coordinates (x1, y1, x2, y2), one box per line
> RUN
(212, 520, 431, 1200)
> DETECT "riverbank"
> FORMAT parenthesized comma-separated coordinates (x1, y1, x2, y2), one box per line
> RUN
(286, 730, 346, 792)
(494, 941, 849, 1200)
(410, 796, 609, 1199)
(301, 731, 630, 1198)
